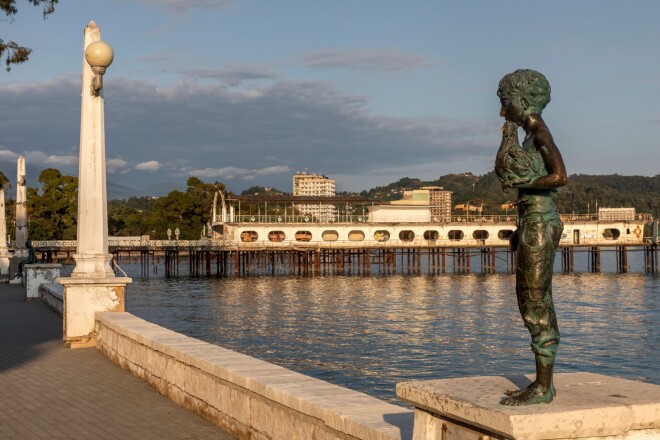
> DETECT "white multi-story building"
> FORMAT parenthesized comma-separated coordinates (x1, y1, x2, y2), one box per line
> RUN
(293, 172, 336, 196)
(292, 172, 336, 221)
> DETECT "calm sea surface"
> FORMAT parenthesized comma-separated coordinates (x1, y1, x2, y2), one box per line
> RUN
(121, 253, 659, 405)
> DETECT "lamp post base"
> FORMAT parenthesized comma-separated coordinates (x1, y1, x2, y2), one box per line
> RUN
(70, 253, 115, 278)
(57, 276, 131, 348)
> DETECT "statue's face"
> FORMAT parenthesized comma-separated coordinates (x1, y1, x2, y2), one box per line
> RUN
(499, 92, 527, 125)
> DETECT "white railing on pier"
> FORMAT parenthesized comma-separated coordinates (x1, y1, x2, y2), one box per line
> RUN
(230, 214, 518, 224)
(222, 212, 654, 224)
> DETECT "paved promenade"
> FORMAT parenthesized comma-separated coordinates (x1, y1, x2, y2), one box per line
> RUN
(0, 283, 234, 439)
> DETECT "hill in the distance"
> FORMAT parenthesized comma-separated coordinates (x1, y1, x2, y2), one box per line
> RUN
(363, 172, 660, 218)
(107, 180, 187, 200)
(108, 172, 659, 219)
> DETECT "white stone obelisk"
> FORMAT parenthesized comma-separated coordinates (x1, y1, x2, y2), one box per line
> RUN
(58, 21, 131, 348)
(71, 22, 114, 278)
(15, 156, 27, 257)
(0, 189, 10, 274)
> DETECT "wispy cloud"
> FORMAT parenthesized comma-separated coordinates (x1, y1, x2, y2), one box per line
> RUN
(138, 53, 175, 64)
(133, 0, 232, 13)
(135, 160, 161, 171)
(107, 158, 129, 173)
(45, 155, 78, 166)
(0, 148, 19, 161)
(301, 49, 433, 72)
(177, 65, 280, 86)
(0, 75, 495, 191)
(183, 165, 292, 180)
(0, 147, 78, 168)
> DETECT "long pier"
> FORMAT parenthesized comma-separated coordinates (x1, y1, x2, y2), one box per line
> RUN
(31, 239, 659, 276)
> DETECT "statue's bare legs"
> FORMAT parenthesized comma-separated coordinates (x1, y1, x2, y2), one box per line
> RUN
(500, 218, 562, 406)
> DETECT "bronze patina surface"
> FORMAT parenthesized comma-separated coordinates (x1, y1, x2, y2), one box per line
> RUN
(495, 69, 568, 405)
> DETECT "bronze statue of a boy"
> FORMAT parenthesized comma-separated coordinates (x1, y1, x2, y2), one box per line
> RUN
(495, 69, 568, 405)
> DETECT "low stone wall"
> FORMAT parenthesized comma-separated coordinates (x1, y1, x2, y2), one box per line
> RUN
(96, 312, 413, 440)
(39, 283, 64, 316)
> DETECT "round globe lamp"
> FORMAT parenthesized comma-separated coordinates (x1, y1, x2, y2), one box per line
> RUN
(84, 41, 114, 95)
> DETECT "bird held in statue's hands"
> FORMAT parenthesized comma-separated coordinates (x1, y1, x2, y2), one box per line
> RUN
(495, 121, 545, 192)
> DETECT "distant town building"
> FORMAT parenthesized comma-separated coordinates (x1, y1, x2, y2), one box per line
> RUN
(292, 172, 336, 221)
(368, 186, 452, 223)
(598, 207, 636, 221)
(368, 204, 432, 223)
(422, 186, 452, 222)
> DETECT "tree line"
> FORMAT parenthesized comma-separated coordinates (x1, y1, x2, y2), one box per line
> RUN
(1, 168, 224, 241)
(0, 168, 657, 243)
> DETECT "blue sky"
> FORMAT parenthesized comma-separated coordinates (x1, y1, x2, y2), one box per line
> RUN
(1, 0, 658, 195)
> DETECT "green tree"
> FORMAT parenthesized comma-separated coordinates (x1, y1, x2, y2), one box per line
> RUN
(108, 200, 153, 237)
(146, 177, 224, 239)
(27, 168, 78, 239)
(0, 170, 9, 188)
(241, 185, 287, 196)
(1, 1, 58, 70)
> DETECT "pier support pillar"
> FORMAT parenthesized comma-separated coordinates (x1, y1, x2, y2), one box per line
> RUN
(398, 372, 660, 440)
(57, 22, 130, 348)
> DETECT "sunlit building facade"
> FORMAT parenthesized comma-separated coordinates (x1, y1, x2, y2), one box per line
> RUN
(292, 172, 337, 221)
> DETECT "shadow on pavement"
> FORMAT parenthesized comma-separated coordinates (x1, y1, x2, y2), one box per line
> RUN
(0, 284, 62, 373)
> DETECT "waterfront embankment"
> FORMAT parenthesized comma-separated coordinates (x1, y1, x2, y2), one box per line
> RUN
(2, 280, 415, 439)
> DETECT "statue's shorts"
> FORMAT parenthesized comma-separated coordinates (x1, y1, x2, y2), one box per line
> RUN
(516, 213, 563, 359)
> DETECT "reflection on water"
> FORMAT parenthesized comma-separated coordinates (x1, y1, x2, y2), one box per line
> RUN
(125, 267, 658, 405)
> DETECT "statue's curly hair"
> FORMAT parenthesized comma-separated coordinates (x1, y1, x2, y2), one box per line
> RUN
(497, 69, 551, 113)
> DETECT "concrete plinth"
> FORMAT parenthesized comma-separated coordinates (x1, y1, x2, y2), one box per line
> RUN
(8, 256, 22, 281)
(58, 276, 131, 348)
(0, 256, 8, 277)
(397, 373, 660, 440)
(25, 264, 62, 300)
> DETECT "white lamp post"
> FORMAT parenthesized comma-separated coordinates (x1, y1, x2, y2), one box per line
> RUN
(70, 24, 115, 278)
(57, 22, 131, 348)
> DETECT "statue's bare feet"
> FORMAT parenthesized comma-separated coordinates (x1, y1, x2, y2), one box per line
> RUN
(504, 387, 527, 398)
(500, 382, 555, 405)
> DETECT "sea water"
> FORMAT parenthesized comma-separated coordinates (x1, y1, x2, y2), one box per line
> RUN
(123, 256, 658, 404)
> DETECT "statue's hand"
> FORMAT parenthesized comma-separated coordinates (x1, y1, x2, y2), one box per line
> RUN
(508, 177, 532, 187)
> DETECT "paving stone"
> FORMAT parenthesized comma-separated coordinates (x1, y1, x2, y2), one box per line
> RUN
(0, 283, 235, 439)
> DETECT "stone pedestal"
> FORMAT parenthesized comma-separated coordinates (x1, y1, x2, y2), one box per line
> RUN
(397, 373, 660, 440)
(25, 263, 62, 300)
(58, 277, 131, 348)
(8, 256, 22, 281)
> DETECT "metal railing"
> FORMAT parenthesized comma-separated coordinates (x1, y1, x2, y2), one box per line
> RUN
(225, 214, 519, 224)
(218, 213, 654, 224)
(31, 239, 233, 249)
